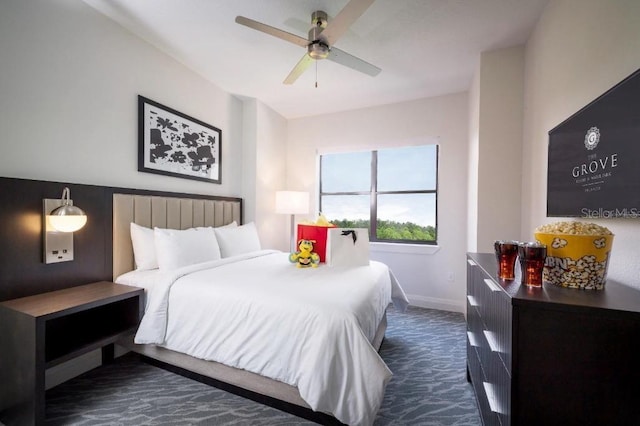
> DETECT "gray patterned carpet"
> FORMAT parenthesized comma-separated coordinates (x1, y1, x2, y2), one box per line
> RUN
(45, 306, 481, 425)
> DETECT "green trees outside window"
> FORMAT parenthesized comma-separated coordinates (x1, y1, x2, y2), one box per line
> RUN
(320, 145, 438, 244)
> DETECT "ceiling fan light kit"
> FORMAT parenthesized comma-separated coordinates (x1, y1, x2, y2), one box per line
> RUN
(235, 0, 381, 85)
(308, 40, 329, 60)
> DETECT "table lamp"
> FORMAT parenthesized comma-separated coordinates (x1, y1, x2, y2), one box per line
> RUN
(275, 191, 309, 252)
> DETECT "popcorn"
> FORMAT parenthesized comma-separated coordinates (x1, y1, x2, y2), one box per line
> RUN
(543, 254, 608, 290)
(534, 221, 614, 290)
(535, 221, 612, 235)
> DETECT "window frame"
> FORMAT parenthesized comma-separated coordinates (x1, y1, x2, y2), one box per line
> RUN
(319, 146, 439, 245)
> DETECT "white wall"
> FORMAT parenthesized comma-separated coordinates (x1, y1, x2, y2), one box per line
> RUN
(468, 47, 525, 253)
(241, 100, 258, 224)
(522, 0, 640, 288)
(288, 94, 469, 312)
(242, 99, 289, 250)
(0, 0, 243, 197)
(477, 48, 524, 251)
(467, 62, 481, 252)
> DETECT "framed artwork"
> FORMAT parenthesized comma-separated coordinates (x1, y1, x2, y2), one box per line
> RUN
(138, 95, 221, 184)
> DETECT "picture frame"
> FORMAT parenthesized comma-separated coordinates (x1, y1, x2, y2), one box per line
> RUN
(138, 95, 222, 184)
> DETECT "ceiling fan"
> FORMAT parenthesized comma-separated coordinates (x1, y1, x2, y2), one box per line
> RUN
(235, 0, 381, 85)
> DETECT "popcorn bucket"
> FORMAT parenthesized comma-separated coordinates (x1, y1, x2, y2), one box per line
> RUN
(534, 233, 614, 290)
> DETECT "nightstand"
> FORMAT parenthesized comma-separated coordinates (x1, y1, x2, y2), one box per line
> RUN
(0, 282, 144, 426)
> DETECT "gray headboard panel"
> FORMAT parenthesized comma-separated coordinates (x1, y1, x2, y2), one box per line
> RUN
(113, 194, 241, 280)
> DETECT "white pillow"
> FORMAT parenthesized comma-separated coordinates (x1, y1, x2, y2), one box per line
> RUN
(154, 227, 222, 270)
(217, 220, 237, 229)
(130, 223, 158, 270)
(214, 222, 262, 258)
(191, 221, 237, 232)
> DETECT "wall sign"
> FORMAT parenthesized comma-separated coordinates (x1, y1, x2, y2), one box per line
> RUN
(547, 68, 640, 218)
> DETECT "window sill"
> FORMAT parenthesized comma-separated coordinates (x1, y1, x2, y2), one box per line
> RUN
(370, 242, 440, 255)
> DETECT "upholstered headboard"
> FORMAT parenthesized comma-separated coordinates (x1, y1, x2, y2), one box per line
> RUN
(113, 193, 242, 280)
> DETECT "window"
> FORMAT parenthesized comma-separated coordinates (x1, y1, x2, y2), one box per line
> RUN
(319, 145, 438, 244)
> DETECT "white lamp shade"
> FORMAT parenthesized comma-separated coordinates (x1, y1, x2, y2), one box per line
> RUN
(48, 214, 87, 232)
(275, 191, 310, 215)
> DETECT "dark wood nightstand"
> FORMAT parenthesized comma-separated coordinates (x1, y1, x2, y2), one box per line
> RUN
(0, 281, 144, 426)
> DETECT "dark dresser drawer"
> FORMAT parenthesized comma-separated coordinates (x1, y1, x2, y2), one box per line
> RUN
(466, 252, 640, 426)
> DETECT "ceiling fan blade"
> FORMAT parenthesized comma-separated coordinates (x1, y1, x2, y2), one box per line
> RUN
(283, 54, 314, 85)
(322, 0, 375, 45)
(235, 16, 308, 47)
(327, 47, 381, 77)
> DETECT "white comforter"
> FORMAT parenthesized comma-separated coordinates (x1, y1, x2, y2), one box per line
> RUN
(121, 250, 408, 425)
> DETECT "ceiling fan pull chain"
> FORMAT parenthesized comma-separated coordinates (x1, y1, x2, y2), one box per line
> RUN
(315, 60, 318, 88)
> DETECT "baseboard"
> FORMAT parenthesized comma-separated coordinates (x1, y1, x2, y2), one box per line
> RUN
(406, 294, 465, 313)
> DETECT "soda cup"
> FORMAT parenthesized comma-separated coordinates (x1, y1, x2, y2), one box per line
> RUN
(494, 240, 519, 280)
(518, 242, 547, 287)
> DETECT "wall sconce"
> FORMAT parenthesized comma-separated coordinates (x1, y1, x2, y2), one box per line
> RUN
(43, 187, 87, 264)
(275, 190, 310, 252)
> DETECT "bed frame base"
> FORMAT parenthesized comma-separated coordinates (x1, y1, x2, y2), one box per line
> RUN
(139, 355, 344, 425)
(118, 312, 387, 425)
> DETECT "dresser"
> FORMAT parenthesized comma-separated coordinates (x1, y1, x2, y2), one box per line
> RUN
(466, 253, 640, 426)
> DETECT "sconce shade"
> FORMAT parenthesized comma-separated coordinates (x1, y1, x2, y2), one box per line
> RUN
(48, 205, 87, 232)
(43, 187, 87, 264)
(48, 187, 87, 232)
(275, 191, 310, 215)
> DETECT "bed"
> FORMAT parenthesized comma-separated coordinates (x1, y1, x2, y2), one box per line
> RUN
(112, 193, 408, 425)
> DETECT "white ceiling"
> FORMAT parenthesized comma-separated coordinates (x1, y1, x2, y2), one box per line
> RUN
(85, 0, 549, 119)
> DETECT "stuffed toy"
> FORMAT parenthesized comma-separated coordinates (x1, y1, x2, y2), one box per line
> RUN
(289, 239, 320, 268)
